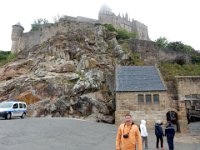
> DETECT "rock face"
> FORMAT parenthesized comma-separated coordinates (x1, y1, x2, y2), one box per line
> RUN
(0, 25, 130, 123)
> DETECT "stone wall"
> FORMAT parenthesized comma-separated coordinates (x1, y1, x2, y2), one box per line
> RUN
(115, 91, 170, 129)
(176, 76, 200, 100)
(175, 76, 200, 133)
(129, 39, 191, 65)
(18, 19, 96, 51)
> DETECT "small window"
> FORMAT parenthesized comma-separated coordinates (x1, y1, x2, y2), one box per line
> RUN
(146, 95, 151, 104)
(13, 103, 18, 109)
(153, 94, 159, 104)
(19, 103, 23, 108)
(138, 94, 144, 104)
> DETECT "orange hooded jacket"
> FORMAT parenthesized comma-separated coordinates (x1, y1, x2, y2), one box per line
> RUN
(116, 123, 142, 150)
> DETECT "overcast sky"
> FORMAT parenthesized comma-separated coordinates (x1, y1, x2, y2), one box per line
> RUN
(0, 0, 200, 51)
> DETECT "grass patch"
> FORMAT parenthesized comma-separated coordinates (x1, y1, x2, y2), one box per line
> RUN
(0, 51, 16, 66)
(158, 63, 200, 81)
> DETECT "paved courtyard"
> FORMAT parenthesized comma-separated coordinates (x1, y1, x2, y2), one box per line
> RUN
(0, 118, 199, 150)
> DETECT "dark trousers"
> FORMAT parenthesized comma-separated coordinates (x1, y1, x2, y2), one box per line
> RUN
(156, 136, 163, 148)
(167, 134, 174, 150)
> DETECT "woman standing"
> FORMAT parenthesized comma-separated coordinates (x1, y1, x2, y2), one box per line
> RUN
(140, 120, 148, 149)
(155, 120, 164, 150)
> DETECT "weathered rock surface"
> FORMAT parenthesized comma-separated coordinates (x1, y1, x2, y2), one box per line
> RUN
(0, 25, 128, 123)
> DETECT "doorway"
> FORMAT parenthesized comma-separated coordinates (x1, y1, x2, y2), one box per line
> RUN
(166, 111, 180, 132)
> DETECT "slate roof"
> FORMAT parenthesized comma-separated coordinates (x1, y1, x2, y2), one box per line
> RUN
(116, 66, 167, 92)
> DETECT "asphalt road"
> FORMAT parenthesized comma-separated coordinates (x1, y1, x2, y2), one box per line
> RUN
(0, 118, 199, 150)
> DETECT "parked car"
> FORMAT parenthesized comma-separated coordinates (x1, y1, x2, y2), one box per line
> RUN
(0, 100, 27, 119)
(185, 98, 200, 122)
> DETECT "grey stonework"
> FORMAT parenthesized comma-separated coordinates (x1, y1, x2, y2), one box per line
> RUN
(98, 4, 149, 40)
(11, 5, 149, 53)
(129, 39, 191, 65)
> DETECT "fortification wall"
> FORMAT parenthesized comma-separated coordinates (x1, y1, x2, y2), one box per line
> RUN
(18, 19, 96, 51)
(176, 76, 200, 100)
(129, 39, 190, 65)
(12, 5, 151, 52)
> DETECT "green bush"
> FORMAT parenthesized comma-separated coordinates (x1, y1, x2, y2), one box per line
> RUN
(0, 51, 11, 61)
(155, 37, 168, 48)
(155, 37, 195, 54)
(0, 51, 16, 66)
(103, 24, 116, 32)
(103, 24, 136, 40)
(116, 29, 136, 40)
(191, 55, 200, 64)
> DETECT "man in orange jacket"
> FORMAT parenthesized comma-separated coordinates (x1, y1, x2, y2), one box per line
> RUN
(116, 114, 142, 150)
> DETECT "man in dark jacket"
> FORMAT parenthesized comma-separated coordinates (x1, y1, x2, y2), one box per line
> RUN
(155, 120, 164, 150)
(165, 121, 175, 150)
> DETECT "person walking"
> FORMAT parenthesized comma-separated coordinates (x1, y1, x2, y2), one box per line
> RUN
(140, 120, 148, 149)
(165, 121, 175, 150)
(116, 114, 142, 150)
(155, 120, 164, 150)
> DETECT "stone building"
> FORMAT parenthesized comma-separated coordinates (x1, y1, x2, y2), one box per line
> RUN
(115, 66, 169, 128)
(175, 76, 200, 132)
(115, 66, 200, 133)
(11, 4, 149, 53)
(98, 4, 149, 40)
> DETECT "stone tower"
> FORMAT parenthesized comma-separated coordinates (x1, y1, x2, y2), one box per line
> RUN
(11, 22, 24, 53)
(98, 4, 115, 25)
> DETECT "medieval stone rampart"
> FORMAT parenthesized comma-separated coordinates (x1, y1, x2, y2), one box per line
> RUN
(11, 5, 150, 53)
(129, 39, 191, 65)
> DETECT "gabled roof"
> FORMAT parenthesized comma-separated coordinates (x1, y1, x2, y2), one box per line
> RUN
(116, 66, 167, 92)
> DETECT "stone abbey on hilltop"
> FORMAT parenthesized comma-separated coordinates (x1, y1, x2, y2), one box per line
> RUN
(11, 4, 149, 54)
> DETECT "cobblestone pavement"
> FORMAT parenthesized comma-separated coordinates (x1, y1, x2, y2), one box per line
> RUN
(0, 118, 199, 150)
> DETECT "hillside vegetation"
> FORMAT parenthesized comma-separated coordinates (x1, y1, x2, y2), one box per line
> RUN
(0, 51, 16, 66)
(158, 63, 200, 81)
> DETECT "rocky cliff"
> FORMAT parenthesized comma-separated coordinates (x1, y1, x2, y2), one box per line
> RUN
(0, 24, 132, 123)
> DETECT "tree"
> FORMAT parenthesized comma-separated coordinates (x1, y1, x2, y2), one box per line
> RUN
(31, 18, 49, 31)
(103, 24, 116, 32)
(167, 41, 194, 53)
(155, 37, 168, 48)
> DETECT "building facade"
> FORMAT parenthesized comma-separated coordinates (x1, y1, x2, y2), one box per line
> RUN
(115, 66, 169, 129)
(98, 4, 149, 40)
(115, 66, 200, 133)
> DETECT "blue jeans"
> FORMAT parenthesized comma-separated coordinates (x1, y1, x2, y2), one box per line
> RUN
(167, 134, 174, 150)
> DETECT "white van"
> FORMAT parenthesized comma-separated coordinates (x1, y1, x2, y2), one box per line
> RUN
(0, 100, 27, 119)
